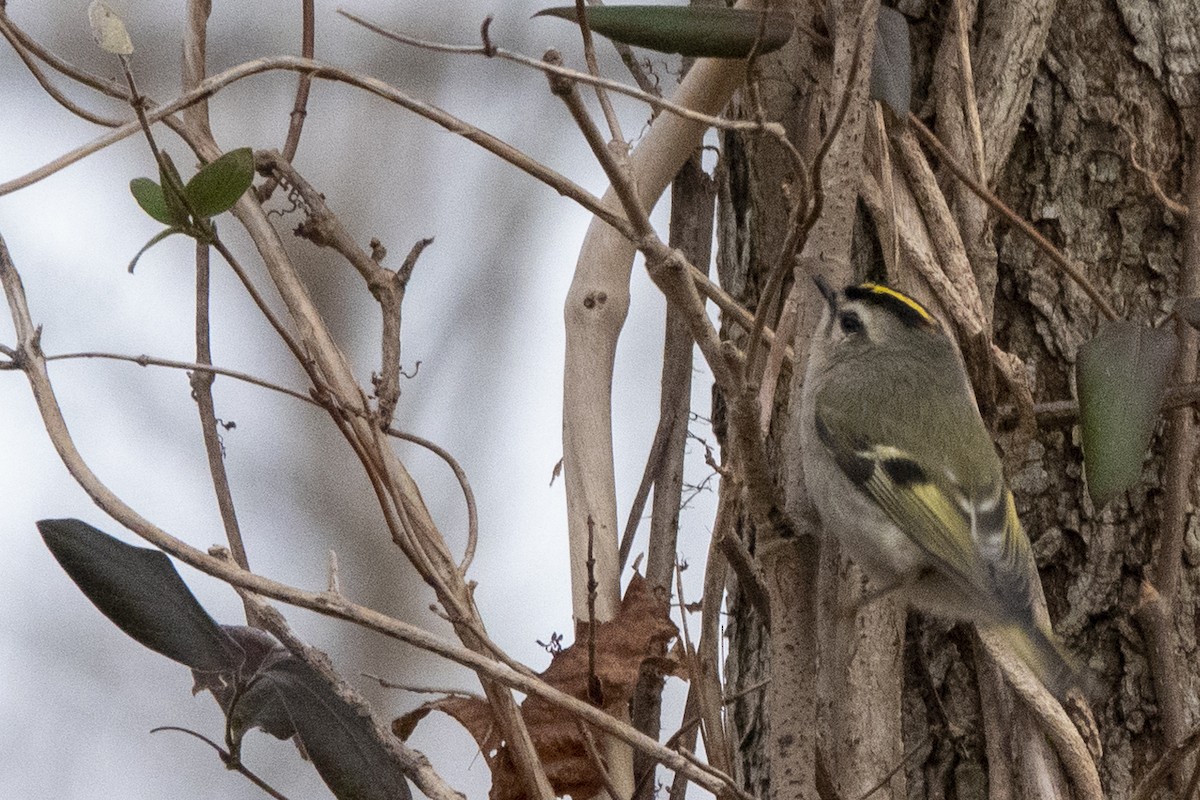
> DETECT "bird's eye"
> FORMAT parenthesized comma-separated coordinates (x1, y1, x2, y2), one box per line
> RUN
(838, 311, 863, 335)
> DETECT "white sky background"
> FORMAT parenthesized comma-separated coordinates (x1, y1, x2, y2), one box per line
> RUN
(0, 2, 720, 798)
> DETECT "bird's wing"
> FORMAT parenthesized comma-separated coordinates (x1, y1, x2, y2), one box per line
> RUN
(813, 404, 1032, 609)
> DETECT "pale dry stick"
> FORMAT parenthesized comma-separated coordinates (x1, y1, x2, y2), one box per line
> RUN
(0, 236, 748, 800)
(976, 630, 1102, 799)
(952, 0, 986, 183)
(572, 0, 624, 145)
(0, 14, 124, 127)
(546, 53, 740, 397)
(1135, 128, 1200, 791)
(253, 149, 418, 428)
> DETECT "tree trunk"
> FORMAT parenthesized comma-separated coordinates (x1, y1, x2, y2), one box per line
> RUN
(721, 0, 1200, 797)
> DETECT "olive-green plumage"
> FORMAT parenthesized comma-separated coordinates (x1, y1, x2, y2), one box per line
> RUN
(800, 279, 1082, 699)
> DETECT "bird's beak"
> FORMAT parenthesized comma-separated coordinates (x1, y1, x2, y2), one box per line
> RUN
(812, 274, 838, 313)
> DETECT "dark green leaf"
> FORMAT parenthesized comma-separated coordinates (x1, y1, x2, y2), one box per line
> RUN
(871, 6, 911, 117)
(38, 519, 243, 672)
(185, 147, 255, 219)
(129, 178, 175, 225)
(535, 5, 793, 58)
(1174, 296, 1200, 330)
(1076, 321, 1177, 505)
(158, 152, 192, 227)
(127, 227, 185, 273)
(246, 657, 412, 800)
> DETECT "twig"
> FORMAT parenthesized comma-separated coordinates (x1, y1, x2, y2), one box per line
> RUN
(907, 114, 1119, 321)
(385, 427, 479, 576)
(573, 0, 624, 145)
(1135, 126, 1200, 791)
(856, 734, 931, 800)
(0, 14, 124, 127)
(191, 240, 252, 574)
(1131, 725, 1200, 800)
(545, 51, 740, 396)
(951, 0, 986, 183)
(337, 10, 790, 140)
(257, 0, 316, 202)
(0, 56, 634, 242)
(577, 718, 625, 800)
(150, 726, 291, 800)
(33, 348, 482, 577)
(362, 673, 484, 699)
(209, 237, 308, 367)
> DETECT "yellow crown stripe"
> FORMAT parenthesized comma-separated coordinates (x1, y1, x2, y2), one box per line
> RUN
(860, 283, 933, 323)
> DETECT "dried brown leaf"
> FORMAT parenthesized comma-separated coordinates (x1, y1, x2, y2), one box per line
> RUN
(393, 574, 678, 800)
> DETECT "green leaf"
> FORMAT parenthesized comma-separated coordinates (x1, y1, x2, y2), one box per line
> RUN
(158, 152, 192, 227)
(129, 178, 175, 225)
(535, 5, 794, 58)
(242, 657, 413, 800)
(127, 227, 185, 273)
(37, 519, 243, 672)
(1076, 320, 1177, 505)
(185, 147, 255, 219)
(871, 6, 911, 117)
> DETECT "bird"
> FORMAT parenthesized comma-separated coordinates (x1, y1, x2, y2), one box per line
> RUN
(798, 276, 1082, 699)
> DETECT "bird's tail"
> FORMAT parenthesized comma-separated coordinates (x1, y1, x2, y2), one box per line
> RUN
(985, 620, 1090, 702)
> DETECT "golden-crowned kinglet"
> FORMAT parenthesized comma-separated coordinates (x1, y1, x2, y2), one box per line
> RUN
(800, 278, 1081, 699)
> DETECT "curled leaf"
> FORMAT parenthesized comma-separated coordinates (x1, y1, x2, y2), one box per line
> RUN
(536, 5, 794, 58)
(127, 227, 185, 273)
(88, 1, 133, 55)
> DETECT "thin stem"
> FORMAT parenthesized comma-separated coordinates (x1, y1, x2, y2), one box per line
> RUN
(258, 0, 316, 202)
(191, 239, 252, 574)
(150, 727, 292, 800)
(337, 10, 788, 139)
(574, 0, 624, 144)
(0, 14, 124, 127)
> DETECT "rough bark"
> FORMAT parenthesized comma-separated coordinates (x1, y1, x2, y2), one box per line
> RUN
(722, 0, 1200, 797)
